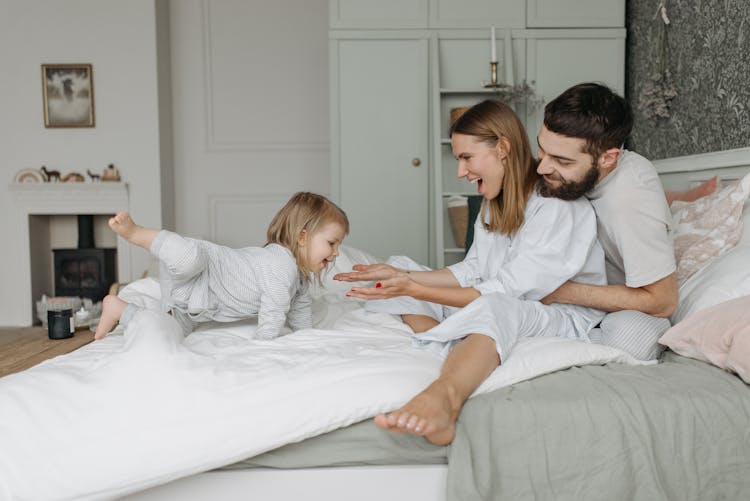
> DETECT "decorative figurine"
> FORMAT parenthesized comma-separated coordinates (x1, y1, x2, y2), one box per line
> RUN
(14, 168, 46, 183)
(62, 172, 85, 182)
(101, 163, 121, 182)
(41, 165, 61, 182)
(86, 169, 101, 182)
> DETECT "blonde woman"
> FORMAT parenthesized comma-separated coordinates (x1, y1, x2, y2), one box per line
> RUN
(335, 100, 606, 445)
(95, 192, 348, 340)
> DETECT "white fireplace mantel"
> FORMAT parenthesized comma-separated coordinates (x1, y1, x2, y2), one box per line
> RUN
(9, 182, 132, 325)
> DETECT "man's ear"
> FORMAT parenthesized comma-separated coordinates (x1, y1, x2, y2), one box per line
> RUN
(298, 229, 307, 247)
(598, 148, 621, 169)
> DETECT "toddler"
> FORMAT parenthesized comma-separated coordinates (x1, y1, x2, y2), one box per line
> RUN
(95, 192, 349, 340)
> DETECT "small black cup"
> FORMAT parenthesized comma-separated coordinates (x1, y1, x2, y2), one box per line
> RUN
(48, 309, 74, 340)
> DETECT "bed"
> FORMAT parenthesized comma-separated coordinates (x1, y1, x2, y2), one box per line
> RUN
(2, 148, 750, 501)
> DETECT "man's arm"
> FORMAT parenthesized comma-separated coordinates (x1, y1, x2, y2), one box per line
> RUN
(542, 272, 678, 318)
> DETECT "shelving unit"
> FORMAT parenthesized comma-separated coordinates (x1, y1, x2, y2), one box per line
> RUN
(431, 29, 528, 266)
(330, 0, 626, 269)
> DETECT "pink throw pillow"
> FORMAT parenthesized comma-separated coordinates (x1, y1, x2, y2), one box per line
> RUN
(659, 295, 750, 383)
(670, 173, 750, 286)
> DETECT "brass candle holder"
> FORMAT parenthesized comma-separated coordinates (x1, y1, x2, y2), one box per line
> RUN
(482, 61, 503, 89)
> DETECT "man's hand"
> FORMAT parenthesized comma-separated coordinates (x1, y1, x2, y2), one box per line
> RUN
(333, 263, 401, 282)
(345, 274, 417, 300)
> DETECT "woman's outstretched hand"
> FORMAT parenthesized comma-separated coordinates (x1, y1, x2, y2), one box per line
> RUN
(333, 263, 400, 282)
(345, 274, 417, 300)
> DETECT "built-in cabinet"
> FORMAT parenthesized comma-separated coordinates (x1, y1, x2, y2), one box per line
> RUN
(329, 0, 626, 267)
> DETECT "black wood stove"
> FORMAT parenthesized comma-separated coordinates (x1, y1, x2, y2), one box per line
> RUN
(52, 215, 116, 302)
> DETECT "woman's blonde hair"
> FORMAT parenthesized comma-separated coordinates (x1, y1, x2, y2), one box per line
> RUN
(450, 99, 536, 235)
(266, 192, 349, 283)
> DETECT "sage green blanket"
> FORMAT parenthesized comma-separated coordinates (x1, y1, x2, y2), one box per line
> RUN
(448, 351, 750, 500)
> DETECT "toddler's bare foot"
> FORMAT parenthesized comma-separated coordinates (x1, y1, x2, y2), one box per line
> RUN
(374, 380, 460, 445)
(94, 294, 128, 340)
(109, 211, 158, 249)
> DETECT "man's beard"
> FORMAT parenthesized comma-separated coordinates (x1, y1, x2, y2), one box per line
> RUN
(537, 163, 600, 201)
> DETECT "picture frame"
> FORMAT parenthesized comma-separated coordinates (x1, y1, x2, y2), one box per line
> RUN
(41, 64, 95, 128)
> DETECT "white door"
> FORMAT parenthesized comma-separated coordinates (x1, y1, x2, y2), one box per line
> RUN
(170, 0, 330, 247)
(333, 36, 430, 262)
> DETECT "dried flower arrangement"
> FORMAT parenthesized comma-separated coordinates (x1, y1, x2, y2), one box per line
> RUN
(489, 81, 544, 109)
(639, 2, 678, 122)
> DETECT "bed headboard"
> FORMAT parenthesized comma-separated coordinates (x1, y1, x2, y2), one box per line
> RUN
(653, 146, 750, 191)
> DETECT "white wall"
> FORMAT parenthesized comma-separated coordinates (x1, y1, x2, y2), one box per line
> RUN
(0, 0, 330, 326)
(170, 0, 330, 247)
(0, 0, 165, 325)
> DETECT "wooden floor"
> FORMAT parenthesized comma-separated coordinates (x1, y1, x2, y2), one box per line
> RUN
(0, 326, 94, 378)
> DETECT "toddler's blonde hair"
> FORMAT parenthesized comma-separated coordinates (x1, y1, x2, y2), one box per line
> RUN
(266, 192, 349, 283)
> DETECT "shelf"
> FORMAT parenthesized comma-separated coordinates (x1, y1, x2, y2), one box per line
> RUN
(440, 88, 504, 94)
(443, 191, 477, 197)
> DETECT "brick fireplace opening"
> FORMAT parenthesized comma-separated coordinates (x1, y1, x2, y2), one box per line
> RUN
(11, 183, 131, 325)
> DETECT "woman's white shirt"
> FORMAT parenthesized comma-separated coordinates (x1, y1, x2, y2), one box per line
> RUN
(447, 190, 606, 301)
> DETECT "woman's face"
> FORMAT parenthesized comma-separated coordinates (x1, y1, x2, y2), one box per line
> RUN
(451, 133, 505, 200)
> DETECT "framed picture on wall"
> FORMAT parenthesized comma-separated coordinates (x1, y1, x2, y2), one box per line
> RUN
(41, 63, 95, 127)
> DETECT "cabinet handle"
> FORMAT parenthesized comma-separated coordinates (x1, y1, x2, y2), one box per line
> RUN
(411, 158, 422, 167)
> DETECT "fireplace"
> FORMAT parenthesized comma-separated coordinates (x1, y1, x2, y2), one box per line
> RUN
(8, 182, 131, 325)
(52, 215, 116, 302)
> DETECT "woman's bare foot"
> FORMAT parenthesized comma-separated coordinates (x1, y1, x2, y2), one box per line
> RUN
(109, 211, 159, 250)
(94, 294, 128, 339)
(374, 379, 461, 445)
(666, 177, 718, 206)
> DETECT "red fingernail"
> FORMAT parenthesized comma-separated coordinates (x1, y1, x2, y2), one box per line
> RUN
(375, 282, 382, 288)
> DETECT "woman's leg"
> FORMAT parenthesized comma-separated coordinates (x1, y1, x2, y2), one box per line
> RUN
(374, 333, 499, 445)
(376, 293, 589, 445)
(401, 314, 440, 333)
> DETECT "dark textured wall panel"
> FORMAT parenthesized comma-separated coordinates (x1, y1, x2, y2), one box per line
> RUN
(626, 0, 750, 159)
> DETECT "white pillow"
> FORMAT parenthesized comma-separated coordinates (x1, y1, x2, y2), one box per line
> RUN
(671, 196, 750, 324)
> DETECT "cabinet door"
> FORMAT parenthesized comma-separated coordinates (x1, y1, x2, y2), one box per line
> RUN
(527, 0, 625, 28)
(525, 30, 626, 150)
(329, 0, 428, 28)
(430, 0, 525, 28)
(332, 36, 430, 263)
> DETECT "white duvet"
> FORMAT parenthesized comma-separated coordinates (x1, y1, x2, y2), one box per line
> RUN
(0, 277, 650, 501)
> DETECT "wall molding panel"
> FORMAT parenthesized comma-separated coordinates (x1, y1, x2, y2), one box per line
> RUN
(201, 0, 329, 153)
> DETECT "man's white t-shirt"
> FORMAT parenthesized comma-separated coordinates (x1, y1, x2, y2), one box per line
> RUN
(585, 149, 676, 288)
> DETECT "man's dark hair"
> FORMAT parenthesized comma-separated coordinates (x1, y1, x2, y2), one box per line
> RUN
(543, 82, 633, 161)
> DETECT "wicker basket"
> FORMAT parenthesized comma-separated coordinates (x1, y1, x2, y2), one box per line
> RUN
(449, 106, 471, 126)
(447, 195, 469, 248)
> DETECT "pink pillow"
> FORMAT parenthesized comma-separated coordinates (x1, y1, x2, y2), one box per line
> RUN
(659, 295, 750, 383)
(670, 173, 750, 286)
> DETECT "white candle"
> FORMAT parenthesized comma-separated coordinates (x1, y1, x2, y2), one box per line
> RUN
(504, 32, 514, 84)
(490, 26, 497, 63)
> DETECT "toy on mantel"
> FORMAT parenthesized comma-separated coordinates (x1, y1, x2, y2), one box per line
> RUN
(86, 169, 100, 182)
(101, 163, 121, 182)
(62, 172, 85, 182)
(40, 165, 61, 182)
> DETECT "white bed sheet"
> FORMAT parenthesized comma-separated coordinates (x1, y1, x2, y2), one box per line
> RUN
(0, 278, 650, 501)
